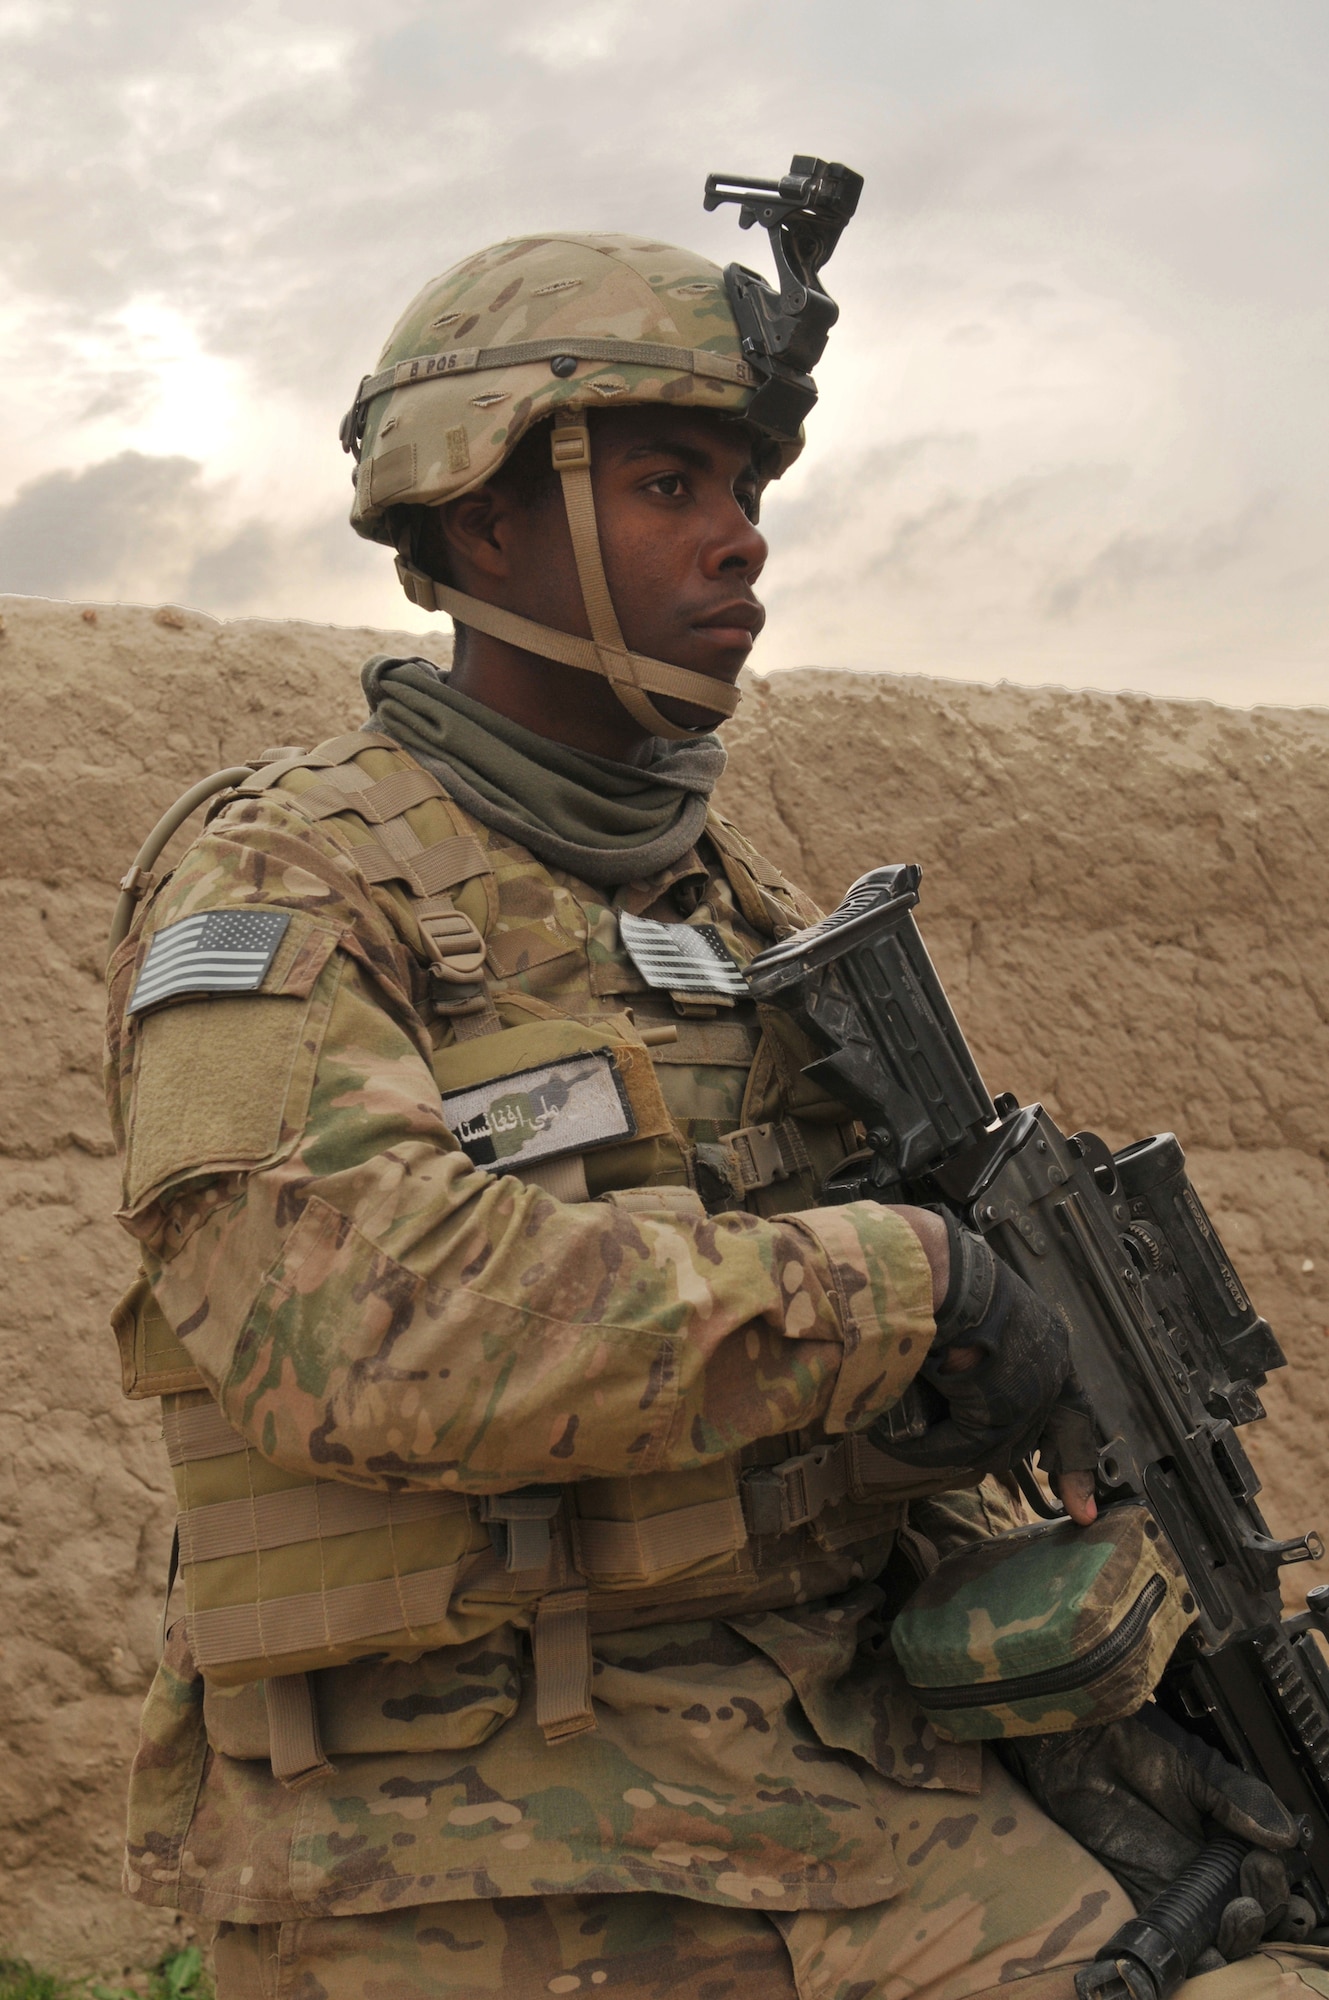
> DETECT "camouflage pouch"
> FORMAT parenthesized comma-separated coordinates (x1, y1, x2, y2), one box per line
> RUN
(890, 1501, 1197, 1740)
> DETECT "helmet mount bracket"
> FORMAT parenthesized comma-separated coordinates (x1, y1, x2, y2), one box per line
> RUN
(704, 154, 863, 435)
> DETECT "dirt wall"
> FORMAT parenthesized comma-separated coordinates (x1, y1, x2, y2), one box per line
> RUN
(2, 593, 1326, 1974)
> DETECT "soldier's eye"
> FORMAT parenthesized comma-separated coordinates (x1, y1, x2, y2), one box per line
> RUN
(649, 472, 684, 496)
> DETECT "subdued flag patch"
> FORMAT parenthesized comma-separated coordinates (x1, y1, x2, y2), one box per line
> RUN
(618, 913, 748, 997)
(128, 909, 292, 1015)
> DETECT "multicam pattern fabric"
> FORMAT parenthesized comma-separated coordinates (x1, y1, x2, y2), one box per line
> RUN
(132, 1599, 986, 1926)
(209, 1752, 1139, 1999)
(215, 1912, 1329, 2000)
(214, 1901, 1329, 2000)
(212, 1889, 802, 2000)
(105, 734, 974, 1925)
(106, 743, 932, 1486)
(110, 742, 1329, 1997)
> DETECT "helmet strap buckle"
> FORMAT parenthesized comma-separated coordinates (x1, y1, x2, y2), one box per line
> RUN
(550, 418, 593, 471)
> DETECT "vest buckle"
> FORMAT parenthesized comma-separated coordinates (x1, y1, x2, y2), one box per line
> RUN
(741, 1442, 848, 1538)
(480, 1487, 563, 1572)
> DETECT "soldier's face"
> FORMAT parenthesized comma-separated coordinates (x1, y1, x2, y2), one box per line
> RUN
(440, 406, 769, 719)
(582, 405, 769, 692)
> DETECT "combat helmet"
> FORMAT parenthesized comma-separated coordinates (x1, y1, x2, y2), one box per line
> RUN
(341, 156, 862, 739)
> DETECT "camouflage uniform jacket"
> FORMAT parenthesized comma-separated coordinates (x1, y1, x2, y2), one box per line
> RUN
(105, 731, 990, 1927)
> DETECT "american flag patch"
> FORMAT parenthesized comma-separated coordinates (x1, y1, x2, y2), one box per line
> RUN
(128, 909, 292, 1015)
(617, 912, 749, 997)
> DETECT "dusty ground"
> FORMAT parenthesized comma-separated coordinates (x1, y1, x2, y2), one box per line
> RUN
(1, 593, 1325, 1974)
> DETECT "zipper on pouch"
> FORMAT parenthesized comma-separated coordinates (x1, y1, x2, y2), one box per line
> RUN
(911, 1573, 1168, 1710)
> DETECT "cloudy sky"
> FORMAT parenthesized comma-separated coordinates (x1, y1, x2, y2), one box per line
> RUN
(1, 0, 1326, 708)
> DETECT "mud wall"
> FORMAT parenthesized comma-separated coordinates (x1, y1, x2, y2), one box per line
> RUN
(2, 593, 1325, 1973)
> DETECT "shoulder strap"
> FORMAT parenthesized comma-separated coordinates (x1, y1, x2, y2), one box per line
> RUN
(109, 735, 397, 956)
(703, 809, 820, 940)
(244, 733, 503, 1038)
(234, 730, 398, 791)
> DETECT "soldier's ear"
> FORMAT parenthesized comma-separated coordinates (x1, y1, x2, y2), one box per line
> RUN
(437, 484, 513, 580)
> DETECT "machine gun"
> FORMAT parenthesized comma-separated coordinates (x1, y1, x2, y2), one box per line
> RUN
(746, 865, 1329, 2000)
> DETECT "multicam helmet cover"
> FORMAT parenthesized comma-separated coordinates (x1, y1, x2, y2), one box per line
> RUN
(346, 233, 801, 538)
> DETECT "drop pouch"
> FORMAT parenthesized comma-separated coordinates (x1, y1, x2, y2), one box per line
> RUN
(890, 1500, 1197, 1741)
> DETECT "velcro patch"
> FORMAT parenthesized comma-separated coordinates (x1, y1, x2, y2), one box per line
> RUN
(617, 913, 748, 997)
(442, 1053, 636, 1170)
(128, 909, 292, 1015)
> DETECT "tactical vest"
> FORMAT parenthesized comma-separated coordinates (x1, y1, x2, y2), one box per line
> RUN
(114, 732, 947, 1785)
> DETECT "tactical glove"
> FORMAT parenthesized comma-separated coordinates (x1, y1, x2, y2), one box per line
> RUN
(872, 1213, 1073, 1476)
(1002, 1705, 1301, 1962)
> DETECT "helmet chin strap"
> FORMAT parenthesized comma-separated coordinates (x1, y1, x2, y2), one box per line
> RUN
(395, 415, 740, 743)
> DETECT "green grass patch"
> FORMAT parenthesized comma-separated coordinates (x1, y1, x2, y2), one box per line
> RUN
(0, 1948, 209, 2000)
(0, 1962, 69, 2000)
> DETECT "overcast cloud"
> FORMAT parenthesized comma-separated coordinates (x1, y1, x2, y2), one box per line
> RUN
(1, 0, 1326, 706)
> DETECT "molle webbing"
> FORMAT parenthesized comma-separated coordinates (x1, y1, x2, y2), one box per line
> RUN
(177, 1484, 465, 1567)
(164, 1396, 470, 1672)
(137, 741, 916, 1768)
(534, 1589, 594, 1743)
(573, 1495, 746, 1576)
(164, 1371, 911, 1681)
(189, 1562, 464, 1671)
(238, 731, 500, 1035)
(298, 762, 441, 823)
(356, 832, 491, 899)
(162, 1398, 247, 1463)
(519, 1154, 590, 1202)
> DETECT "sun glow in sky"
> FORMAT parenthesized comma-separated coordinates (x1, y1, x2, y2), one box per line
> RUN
(1, 0, 1327, 708)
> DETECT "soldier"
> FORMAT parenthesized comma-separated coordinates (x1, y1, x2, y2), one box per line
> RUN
(106, 218, 1316, 1999)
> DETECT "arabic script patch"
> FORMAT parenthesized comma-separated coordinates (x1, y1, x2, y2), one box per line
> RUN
(128, 909, 292, 1015)
(617, 913, 748, 997)
(441, 1052, 636, 1170)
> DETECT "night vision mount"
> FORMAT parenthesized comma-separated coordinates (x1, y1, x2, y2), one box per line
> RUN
(704, 153, 863, 437)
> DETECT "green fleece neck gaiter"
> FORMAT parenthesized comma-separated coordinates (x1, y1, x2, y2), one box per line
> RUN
(361, 653, 727, 889)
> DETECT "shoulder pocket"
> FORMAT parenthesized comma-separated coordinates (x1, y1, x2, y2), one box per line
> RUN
(121, 912, 343, 1216)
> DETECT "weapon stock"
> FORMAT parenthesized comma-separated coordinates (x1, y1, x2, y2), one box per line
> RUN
(747, 866, 1329, 1990)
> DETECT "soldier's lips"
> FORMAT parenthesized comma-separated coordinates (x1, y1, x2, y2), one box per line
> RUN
(691, 605, 764, 653)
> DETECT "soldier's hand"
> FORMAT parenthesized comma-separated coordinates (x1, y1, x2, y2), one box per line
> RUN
(1003, 1705, 1301, 1961)
(871, 1217, 1072, 1477)
(1038, 1379, 1101, 1525)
